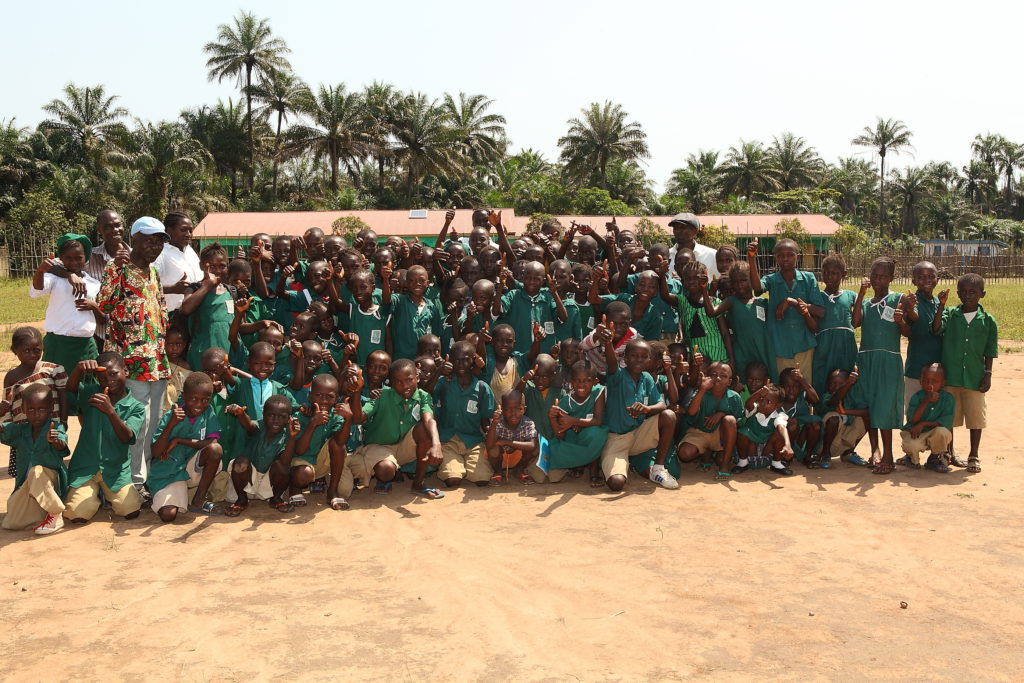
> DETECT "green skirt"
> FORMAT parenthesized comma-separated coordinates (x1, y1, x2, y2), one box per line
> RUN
(43, 333, 97, 375)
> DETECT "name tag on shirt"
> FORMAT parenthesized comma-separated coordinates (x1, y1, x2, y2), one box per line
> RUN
(466, 400, 478, 414)
(411, 404, 421, 421)
(587, 316, 595, 329)
(225, 299, 235, 315)
(585, 413, 594, 421)
(370, 329, 382, 344)
(199, 427, 207, 439)
(881, 305, 895, 322)
(755, 306, 766, 322)
(544, 321, 555, 334)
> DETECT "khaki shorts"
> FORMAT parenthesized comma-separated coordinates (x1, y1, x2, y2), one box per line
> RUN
(681, 427, 723, 455)
(351, 428, 418, 481)
(900, 427, 952, 463)
(600, 416, 660, 479)
(2, 466, 63, 530)
(823, 412, 867, 458)
(946, 386, 987, 430)
(291, 442, 332, 479)
(151, 453, 205, 512)
(224, 458, 276, 502)
(64, 472, 142, 520)
(440, 436, 490, 482)
(776, 348, 815, 387)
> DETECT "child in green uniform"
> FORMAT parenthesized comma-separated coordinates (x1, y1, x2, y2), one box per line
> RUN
(570, 263, 597, 339)
(676, 361, 743, 479)
(460, 278, 496, 337)
(598, 337, 678, 491)
(180, 243, 235, 371)
(899, 363, 955, 472)
(431, 341, 496, 488)
(224, 394, 300, 514)
(547, 361, 609, 485)
(493, 261, 567, 355)
(819, 368, 869, 468)
(812, 254, 858, 400)
(149, 372, 225, 522)
(64, 353, 146, 522)
(701, 261, 775, 383)
(932, 273, 998, 473)
(385, 265, 443, 361)
(733, 383, 793, 476)
(658, 260, 734, 366)
(850, 257, 911, 475)
(746, 238, 826, 385)
(550, 259, 582, 342)
(288, 374, 352, 509)
(778, 367, 822, 466)
(902, 261, 944, 409)
(349, 358, 443, 499)
(594, 269, 664, 342)
(335, 269, 391, 365)
(0, 384, 68, 534)
(515, 354, 563, 482)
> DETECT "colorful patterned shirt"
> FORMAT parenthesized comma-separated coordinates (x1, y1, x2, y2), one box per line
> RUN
(98, 260, 170, 382)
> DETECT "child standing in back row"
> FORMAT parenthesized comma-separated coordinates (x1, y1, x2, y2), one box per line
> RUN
(812, 254, 858, 399)
(903, 261, 944, 409)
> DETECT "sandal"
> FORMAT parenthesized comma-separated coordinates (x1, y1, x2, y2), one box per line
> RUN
(714, 471, 732, 481)
(518, 472, 534, 485)
(490, 474, 505, 486)
(948, 452, 968, 468)
(590, 475, 605, 488)
(966, 456, 981, 473)
(896, 455, 922, 470)
(288, 494, 308, 507)
(188, 501, 222, 516)
(805, 453, 821, 469)
(924, 454, 951, 473)
(269, 498, 293, 513)
(413, 487, 445, 499)
(329, 497, 350, 510)
(871, 462, 894, 475)
(374, 481, 393, 494)
(224, 504, 246, 517)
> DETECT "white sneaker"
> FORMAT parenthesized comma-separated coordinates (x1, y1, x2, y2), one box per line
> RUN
(649, 464, 679, 489)
(33, 513, 64, 535)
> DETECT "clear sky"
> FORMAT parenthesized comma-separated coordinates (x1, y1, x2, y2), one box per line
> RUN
(3, 0, 1021, 192)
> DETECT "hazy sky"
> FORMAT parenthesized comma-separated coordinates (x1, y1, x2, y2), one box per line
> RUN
(4, 0, 1021, 192)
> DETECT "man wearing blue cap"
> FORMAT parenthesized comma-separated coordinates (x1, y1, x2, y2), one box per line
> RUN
(97, 217, 172, 490)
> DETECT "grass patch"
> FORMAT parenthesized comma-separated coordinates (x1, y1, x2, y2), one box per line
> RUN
(889, 279, 1023, 341)
(0, 278, 47, 352)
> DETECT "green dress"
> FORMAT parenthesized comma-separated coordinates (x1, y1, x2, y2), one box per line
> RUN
(851, 293, 905, 429)
(813, 290, 858, 398)
(342, 303, 391, 366)
(547, 386, 609, 469)
(390, 294, 443, 361)
(523, 382, 564, 442)
(726, 296, 776, 382)
(188, 288, 235, 370)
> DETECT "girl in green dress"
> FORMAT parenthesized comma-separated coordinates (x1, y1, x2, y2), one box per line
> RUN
(851, 257, 912, 475)
(180, 243, 235, 371)
(547, 361, 609, 483)
(701, 261, 775, 384)
(812, 254, 858, 400)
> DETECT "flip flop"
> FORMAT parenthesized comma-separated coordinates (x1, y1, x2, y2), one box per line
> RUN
(589, 475, 605, 488)
(329, 497, 350, 510)
(413, 487, 445, 499)
(269, 499, 293, 513)
(714, 471, 732, 481)
(871, 463, 894, 475)
(288, 494, 307, 507)
(224, 504, 246, 517)
(188, 502, 222, 516)
(374, 481, 393, 494)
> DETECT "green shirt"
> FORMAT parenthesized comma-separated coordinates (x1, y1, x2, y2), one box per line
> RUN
(246, 421, 290, 473)
(67, 385, 145, 491)
(604, 370, 662, 434)
(362, 387, 434, 445)
(676, 295, 729, 362)
(600, 293, 663, 342)
(626, 273, 681, 335)
(294, 411, 346, 465)
(148, 406, 222, 494)
(342, 303, 391, 365)
(390, 294, 443, 360)
(498, 288, 559, 355)
(432, 377, 495, 448)
(0, 421, 68, 494)
(524, 382, 565, 441)
(937, 304, 998, 390)
(905, 291, 944, 379)
(760, 269, 824, 358)
(554, 298, 583, 342)
(690, 389, 744, 433)
(903, 390, 955, 431)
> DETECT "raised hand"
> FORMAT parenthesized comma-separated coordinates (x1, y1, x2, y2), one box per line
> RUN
(38, 253, 57, 273)
(893, 306, 905, 325)
(88, 390, 114, 415)
(310, 403, 329, 427)
(473, 353, 486, 370)
(114, 243, 131, 268)
(937, 289, 949, 306)
(289, 417, 301, 437)
(746, 238, 759, 257)
(699, 374, 714, 392)
(77, 359, 102, 374)
(235, 297, 253, 313)
(532, 321, 546, 343)
(796, 298, 810, 317)
(480, 320, 492, 343)
(859, 277, 871, 295)
(288, 339, 303, 357)
(170, 405, 186, 424)
(523, 364, 539, 384)
(225, 404, 247, 417)
(439, 354, 454, 377)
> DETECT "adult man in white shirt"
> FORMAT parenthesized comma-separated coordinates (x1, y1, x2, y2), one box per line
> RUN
(153, 211, 202, 313)
(667, 213, 719, 278)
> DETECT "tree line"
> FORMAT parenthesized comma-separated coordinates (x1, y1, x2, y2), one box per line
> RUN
(2, 11, 1023, 252)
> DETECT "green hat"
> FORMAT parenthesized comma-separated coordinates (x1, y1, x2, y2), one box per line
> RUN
(56, 233, 93, 262)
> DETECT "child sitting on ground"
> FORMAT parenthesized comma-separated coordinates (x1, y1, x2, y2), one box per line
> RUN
(676, 361, 742, 480)
(287, 374, 352, 510)
(224, 394, 300, 514)
(547, 361, 609, 486)
(898, 363, 955, 473)
(733, 383, 794, 475)
(485, 390, 539, 485)
(819, 367, 869, 468)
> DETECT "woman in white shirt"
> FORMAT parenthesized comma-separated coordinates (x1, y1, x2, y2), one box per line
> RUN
(154, 211, 203, 314)
(30, 233, 102, 372)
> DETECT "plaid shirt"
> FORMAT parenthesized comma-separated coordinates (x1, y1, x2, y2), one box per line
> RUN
(496, 416, 537, 443)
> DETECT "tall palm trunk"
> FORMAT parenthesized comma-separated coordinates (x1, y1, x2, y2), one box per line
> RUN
(245, 61, 254, 191)
(879, 150, 887, 233)
(329, 150, 339, 193)
(272, 109, 282, 201)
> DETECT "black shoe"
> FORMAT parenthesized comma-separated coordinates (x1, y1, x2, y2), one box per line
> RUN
(731, 464, 749, 474)
(769, 464, 794, 476)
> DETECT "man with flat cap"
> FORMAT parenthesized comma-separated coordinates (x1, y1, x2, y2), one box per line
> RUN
(667, 213, 719, 278)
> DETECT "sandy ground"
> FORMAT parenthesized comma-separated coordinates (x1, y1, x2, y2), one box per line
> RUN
(0, 354, 1022, 681)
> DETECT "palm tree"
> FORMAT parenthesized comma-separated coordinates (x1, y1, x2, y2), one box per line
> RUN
(604, 161, 653, 209)
(441, 92, 507, 166)
(40, 83, 129, 172)
(768, 132, 822, 191)
(888, 166, 934, 237)
(719, 140, 779, 198)
(362, 82, 399, 192)
(130, 121, 211, 216)
(248, 70, 308, 201)
(288, 84, 368, 193)
(961, 159, 998, 213)
(851, 117, 914, 231)
(390, 93, 463, 202)
(182, 100, 248, 202)
(204, 11, 291, 190)
(994, 139, 1024, 212)
(557, 101, 649, 190)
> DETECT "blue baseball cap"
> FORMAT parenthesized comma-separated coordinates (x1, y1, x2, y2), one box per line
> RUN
(130, 216, 169, 240)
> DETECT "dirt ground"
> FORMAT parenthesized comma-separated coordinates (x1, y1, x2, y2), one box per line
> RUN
(0, 353, 1022, 681)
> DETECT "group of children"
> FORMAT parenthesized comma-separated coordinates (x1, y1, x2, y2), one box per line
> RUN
(0, 209, 999, 534)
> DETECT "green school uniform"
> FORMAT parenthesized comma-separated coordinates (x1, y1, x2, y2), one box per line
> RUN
(574, 298, 597, 339)
(604, 370, 662, 434)
(738, 409, 787, 444)
(760, 270, 825, 359)
(688, 389, 744, 433)
(294, 411, 345, 465)
(188, 289, 235, 370)
(850, 293, 905, 429)
(903, 390, 955, 432)
(271, 348, 295, 384)
(1, 421, 68, 496)
(599, 293, 663, 341)
(345, 385, 375, 453)
(433, 376, 496, 448)
(677, 295, 729, 363)
(246, 421, 290, 473)
(547, 385, 609, 469)
(819, 390, 867, 426)
(481, 349, 529, 383)
(626, 273, 680, 337)
(726, 295, 776, 382)
(498, 288, 559, 355)
(362, 387, 434, 445)
(390, 294, 443, 361)
(343, 303, 391, 365)
(554, 298, 583, 342)
(67, 385, 145, 492)
(221, 378, 298, 461)
(904, 291, 943, 380)
(813, 289, 858, 397)
(783, 392, 819, 425)
(239, 293, 271, 350)
(523, 382, 564, 442)
(937, 304, 998, 390)
(148, 406, 222, 494)
(457, 311, 493, 338)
